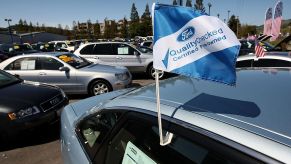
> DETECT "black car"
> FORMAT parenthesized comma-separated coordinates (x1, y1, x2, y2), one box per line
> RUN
(0, 70, 69, 137)
(0, 43, 39, 58)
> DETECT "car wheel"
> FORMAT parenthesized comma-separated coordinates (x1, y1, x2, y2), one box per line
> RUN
(89, 80, 112, 96)
(147, 64, 165, 79)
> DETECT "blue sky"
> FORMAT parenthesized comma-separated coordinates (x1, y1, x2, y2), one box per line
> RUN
(0, 0, 290, 28)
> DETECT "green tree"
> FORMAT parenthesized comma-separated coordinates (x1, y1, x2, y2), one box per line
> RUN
(93, 20, 101, 39)
(228, 15, 241, 37)
(120, 17, 129, 38)
(129, 3, 140, 37)
(194, 0, 205, 13)
(173, 0, 178, 5)
(240, 24, 257, 38)
(140, 4, 152, 37)
(130, 3, 139, 23)
(186, 0, 192, 7)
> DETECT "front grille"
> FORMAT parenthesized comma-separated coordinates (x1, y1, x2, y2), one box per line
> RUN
(40, 94, 64, 112)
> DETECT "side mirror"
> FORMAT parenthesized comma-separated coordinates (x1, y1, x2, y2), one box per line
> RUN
(59, 66, 70, 72)
(134, 51, 140, 56)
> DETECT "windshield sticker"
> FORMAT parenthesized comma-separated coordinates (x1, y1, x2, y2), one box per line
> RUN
(21, 60, 35, 70)
(59, 55, 73, 62)
(118, 47, 129, 55)
(122, 141, 156, 164)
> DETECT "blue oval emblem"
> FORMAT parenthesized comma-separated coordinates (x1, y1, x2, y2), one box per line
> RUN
(177, 27, 195, 42)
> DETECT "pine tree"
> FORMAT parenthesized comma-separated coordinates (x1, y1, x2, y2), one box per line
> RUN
(94, 20, 101, 39)
(228, 15, 240, 37)
(141, 4, 151, 20)
(141, 4, 152, 37)
(186, 0, 192, 7)
(130, 3, 139, 23)
(173, 0, 178, 5)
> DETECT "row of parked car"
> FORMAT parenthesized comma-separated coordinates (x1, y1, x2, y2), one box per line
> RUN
(1, 37, 291, 163)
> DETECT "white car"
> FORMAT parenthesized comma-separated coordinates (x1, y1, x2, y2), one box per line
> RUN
(49, 41, 75, 52)
(236, 53, 291, 68)
(74, 42, 165, 79)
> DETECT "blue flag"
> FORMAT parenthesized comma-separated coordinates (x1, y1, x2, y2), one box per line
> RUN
(152, 4, 241, 85)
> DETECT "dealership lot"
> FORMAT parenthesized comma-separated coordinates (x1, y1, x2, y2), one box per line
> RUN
(0, 75, 154, 164)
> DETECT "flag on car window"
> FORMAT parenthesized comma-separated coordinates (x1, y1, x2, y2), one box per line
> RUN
(255, 41, 265, 58)
(152, 4, 241, 85)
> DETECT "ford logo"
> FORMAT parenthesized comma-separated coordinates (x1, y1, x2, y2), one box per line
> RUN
(177, 27, 195, 42)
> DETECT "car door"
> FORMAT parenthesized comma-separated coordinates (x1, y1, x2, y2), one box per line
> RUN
(91, 43, 115, 65)
(3, 57, 40, 81)
(112, 43, 146, 72)
(37, 56, 78, 93)
(89, 111, 266, 164)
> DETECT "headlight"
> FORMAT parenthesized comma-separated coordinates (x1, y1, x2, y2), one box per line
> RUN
(115, 72, 129, 81)
(8, 106, 40, 120)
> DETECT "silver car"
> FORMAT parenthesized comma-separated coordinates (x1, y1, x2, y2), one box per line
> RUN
(0, 52, 132, 95)
(236, 52, 291, 68)
(74, 42, 164, 79)
(61, 68, 291, 164)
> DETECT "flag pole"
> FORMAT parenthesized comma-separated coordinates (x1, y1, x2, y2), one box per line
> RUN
(155, 69, 173, 146)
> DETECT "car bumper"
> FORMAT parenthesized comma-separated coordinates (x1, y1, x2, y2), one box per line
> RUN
(2, 97, 69, 136)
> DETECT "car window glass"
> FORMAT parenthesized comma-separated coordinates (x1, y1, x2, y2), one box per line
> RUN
(80, 44, 94, 54)
(112, 44, 135, 55)
(254, 59, 291, 67)
(92, 44, 112, 55)
(236, 59, 253, 68)
(4, 57, 38, 70)
(39, 57, 64, 70)
(103, 115, 236, 164)
(57, 43, 67, 48)
(78, 111, 122, 159)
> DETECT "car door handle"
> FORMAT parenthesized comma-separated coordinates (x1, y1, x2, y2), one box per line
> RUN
(93, 56, 99, 59)
(39, 72, 47, 76)
(116, 57, 122, 60)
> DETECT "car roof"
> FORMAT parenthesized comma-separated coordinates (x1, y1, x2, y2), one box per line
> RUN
(8, 52, 71, 57)
(237, 53, 291, 61)
(102, 69, 291, 149)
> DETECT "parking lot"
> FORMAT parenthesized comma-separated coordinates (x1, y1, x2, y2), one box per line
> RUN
(0, 75, 154, 164)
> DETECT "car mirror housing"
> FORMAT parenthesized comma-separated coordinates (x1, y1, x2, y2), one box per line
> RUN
(59, 66, 70, 72)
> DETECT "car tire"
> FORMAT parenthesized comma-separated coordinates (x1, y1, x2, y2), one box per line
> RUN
(89, 80, 112, 96)
(147, 64, 165, 79)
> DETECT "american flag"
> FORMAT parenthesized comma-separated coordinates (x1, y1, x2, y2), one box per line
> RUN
(271, 1, 283, 41)
(255, 42, 265, 57)
(263, 8, 272, 36)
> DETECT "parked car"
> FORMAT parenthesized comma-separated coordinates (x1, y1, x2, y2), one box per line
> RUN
(31, 42, 56, 52)
(0, 43, 39, 58)
(0, 69, 68, 137)
(140, 40, 153, 48)
(236, 52, 291, 68)
(49, 41, 75, 52)
(0, 52, 132, 96)
(238, 39, 256, 56)
(61, 68, 291, 164)
(74, 42, 165, 79)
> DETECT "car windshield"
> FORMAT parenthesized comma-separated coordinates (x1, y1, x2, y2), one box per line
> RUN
(56, 53, 91, 69)
(0, 70, 21, 88)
